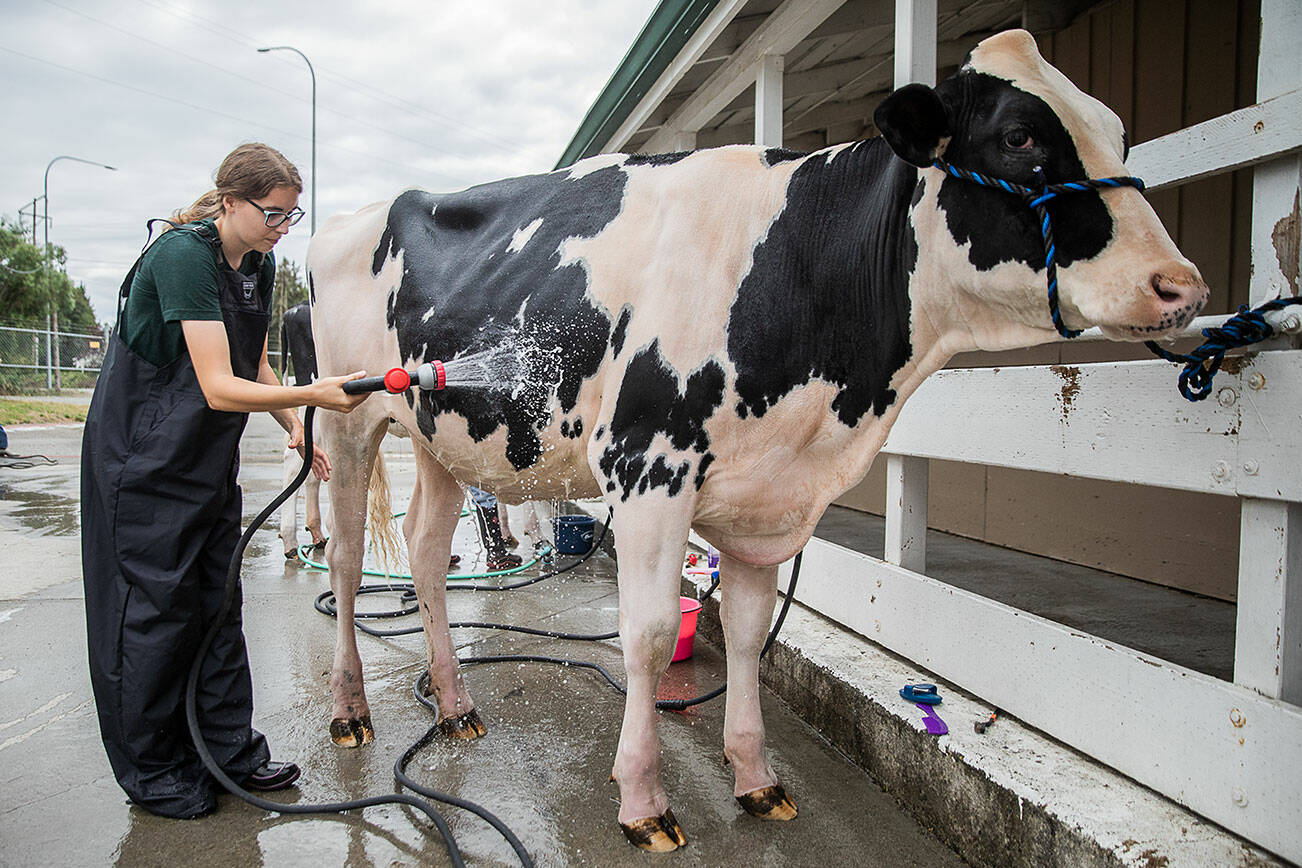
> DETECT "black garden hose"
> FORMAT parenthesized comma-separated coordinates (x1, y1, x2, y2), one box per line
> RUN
(188, 403, 803, 866)
(184, 405, 533, 868)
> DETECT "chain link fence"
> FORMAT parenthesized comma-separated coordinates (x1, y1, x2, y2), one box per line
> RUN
(0, 322, 107, 393)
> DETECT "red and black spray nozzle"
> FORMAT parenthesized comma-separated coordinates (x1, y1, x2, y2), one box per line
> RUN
(342, 361, 446, 395)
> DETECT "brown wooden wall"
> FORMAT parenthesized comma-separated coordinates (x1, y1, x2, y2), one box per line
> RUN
(834, 0, 1261, 601)
(1039, 0, 1260, 320)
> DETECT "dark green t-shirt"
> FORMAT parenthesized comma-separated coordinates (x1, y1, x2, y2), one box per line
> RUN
(122, 219, 275, 367)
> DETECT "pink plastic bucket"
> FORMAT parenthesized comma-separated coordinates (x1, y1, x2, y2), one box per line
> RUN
(673, 596, 703, 662)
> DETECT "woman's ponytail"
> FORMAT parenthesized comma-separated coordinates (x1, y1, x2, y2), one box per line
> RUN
(169, 189, 224, 229)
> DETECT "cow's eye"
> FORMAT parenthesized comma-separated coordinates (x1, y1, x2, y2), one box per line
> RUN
(1002, 129, 1034, 151)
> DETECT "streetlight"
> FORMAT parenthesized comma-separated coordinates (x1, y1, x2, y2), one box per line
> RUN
(258, 45, 316, 235)
(44, 155, 117, 390)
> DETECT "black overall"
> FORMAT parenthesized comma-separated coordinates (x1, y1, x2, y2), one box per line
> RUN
(81, 222, 271, 818)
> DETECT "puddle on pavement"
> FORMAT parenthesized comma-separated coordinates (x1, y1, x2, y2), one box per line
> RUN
(0, 483, 80, 536)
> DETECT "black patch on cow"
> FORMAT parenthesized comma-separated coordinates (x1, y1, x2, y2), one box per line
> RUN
(694, 452, 714, 489)
(375, 165, 630, 469)
(762, 148, 807, 167)
(594, 424, 606, 440)
(729, 139, 918, 425)
(307, 273, 316, 305)
(597, 341, 724, 501)
(933, 71, 1114, 272)
(280, 302, 317, 385)
(610, 305, 632, 357)
(625, 151, 691, 166)
(559, 417, 584, 439)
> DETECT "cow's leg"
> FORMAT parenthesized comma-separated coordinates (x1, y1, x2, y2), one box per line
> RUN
(279, 438, 325, 557)
(404, 444, 485, 739)
(304, 469, 325, 548)
(609, 503, 691, 852)
(321, 413, 387, 747)
(279, 441, 301, 558)
(718, 554, 798, 820)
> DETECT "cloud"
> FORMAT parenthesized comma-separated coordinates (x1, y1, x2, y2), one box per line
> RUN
(1, 0, 657, 324)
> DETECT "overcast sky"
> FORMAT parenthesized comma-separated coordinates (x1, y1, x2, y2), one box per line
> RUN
(1, 0, 660, 325)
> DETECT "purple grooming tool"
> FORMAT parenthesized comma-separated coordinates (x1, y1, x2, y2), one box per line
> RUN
(915, 703, 949, 735)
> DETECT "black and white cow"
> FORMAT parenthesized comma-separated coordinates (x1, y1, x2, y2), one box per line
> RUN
(307, 31, 1206, 851)
(278, 302, 327, 558)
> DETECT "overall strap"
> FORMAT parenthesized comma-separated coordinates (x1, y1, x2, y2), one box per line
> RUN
(115, 218, 183, 326)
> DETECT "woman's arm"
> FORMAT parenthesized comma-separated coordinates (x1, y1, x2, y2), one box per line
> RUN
(255, 338, 333, 480)
(182, 320, 368, 414)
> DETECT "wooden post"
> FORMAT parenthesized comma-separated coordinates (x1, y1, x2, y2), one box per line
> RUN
(755, 54, 784, 147)
(1235, 499, 1302, 703)
(893, 0, 937, 88)
(1233, 0, 1301, 704)
(885, 454, 928, 571)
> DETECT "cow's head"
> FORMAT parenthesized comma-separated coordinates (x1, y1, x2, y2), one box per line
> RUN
(874, 29, 1207, 347)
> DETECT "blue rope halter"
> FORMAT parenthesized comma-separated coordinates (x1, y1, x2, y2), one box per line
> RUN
(929, 158, 1302, 402)
(929, 158, 1145, 339)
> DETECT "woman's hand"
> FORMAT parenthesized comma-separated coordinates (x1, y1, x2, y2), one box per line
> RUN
(285, 415, 332, 480)
(310, 372, 371, 413)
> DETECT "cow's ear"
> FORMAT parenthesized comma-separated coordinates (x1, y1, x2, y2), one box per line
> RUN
(874, 83, 951, 167)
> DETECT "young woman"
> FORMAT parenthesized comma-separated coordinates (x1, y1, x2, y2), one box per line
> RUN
(80, 143, 369, 819)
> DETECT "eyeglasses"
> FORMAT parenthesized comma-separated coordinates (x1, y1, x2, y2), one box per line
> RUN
(245, 198, 306, 228)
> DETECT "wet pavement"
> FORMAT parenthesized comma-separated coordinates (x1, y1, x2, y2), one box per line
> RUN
(0, 413, 965, 867)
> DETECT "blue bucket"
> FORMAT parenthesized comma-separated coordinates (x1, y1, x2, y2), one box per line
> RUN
(553, 514, 596, 554)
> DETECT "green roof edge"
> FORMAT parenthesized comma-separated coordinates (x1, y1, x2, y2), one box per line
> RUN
(555, 0, 721, 169)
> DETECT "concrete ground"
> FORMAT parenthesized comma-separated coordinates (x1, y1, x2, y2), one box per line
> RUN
(0, 412, 966, 867)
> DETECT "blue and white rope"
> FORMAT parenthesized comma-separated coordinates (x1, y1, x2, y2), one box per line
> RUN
(930, 158, 1145, 339)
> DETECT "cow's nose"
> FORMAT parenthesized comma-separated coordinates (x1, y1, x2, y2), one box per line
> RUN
(1140, 267, 1209, 334)
(1150, 268, 1208, 314)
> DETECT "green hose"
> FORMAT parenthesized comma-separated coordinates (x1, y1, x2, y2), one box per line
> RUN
(296, 546, 546, 580)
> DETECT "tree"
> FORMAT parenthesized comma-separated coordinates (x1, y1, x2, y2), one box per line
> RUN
(0, 219, 101, 331)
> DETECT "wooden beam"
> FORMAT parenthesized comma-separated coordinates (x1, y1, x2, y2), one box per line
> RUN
(1126, 88, 1302, 192)
(644, 0, 848, 153)
(604, 0, 753, 154)
(882, 352, 1302, 501)
(755, 54, 785, 147)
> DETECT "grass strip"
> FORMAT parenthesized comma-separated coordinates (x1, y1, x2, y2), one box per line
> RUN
(0, 398, 88, 425)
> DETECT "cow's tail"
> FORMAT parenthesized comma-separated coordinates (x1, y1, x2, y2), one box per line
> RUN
(366, 451, 404, 578)
(278, 316, 289, 382)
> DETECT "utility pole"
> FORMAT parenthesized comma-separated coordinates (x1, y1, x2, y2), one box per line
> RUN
(44, 155, 117, 391)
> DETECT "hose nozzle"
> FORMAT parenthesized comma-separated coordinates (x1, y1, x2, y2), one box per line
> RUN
(342, 361, 446, 395)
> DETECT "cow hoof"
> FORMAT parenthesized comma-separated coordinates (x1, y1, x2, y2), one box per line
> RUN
(438, 710, 487, 740)
(620, 809, 687, 852)
(330, 716, 374, 747)
(736, 784, 798, 820)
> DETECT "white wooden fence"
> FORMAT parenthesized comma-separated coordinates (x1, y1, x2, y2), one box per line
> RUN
(750, 0, 1301, 860)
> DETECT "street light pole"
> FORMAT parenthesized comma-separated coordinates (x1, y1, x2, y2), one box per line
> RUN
(258, 45, 316, 235)
(44, 155, 117, 391)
